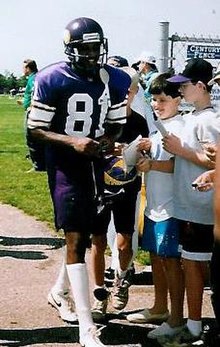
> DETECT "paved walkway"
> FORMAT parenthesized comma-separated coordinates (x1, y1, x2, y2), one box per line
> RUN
(0, 203, 215, 347)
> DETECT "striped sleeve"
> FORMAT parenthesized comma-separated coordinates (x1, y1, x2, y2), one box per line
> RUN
(105, 97, 128, 125)
(27, 100, 56, 130)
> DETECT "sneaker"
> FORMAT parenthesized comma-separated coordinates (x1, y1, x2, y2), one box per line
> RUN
(127, 308, 169, 323)
(47, 289, 77, 323)
(92, 298, 108, 322)
(147, 322, 184, 339)
(111, 274, 131, 310)
(80, 326, 106, 347)
(159, 326, 201, 347)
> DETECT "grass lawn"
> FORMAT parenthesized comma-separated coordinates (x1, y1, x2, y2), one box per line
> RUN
(0, 95, 53, 227)
(0, 95, 150, 265)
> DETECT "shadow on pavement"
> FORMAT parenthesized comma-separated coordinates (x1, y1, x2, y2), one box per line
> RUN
(0, 318, 216, 346)
(0, 324, 160, 347)
(0, 236, 65, 260)
(0, 249, 48, 260)
(0, 236, 65, 249)
(0, 326, 78, 346)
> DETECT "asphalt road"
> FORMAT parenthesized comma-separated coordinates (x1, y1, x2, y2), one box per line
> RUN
(0, 203, 215, 347)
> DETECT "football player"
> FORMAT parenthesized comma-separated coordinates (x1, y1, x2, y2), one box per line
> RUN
(27, 17, 130, 347)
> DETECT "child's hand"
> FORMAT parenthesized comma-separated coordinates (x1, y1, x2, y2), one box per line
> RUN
(136, 157, 152, 173)
(202, 142, 217, 164)
(192, 169, 215, 192)
(137, 138, 152, 152)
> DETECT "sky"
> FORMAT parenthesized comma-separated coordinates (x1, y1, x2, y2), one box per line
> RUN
(1, 0, 220, 76)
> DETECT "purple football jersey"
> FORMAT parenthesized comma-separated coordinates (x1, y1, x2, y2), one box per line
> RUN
(28, 61, 130, 138)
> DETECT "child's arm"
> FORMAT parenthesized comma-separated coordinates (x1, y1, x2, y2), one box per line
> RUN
(162, 133, 215, 169)
(136, 157, 174, 173)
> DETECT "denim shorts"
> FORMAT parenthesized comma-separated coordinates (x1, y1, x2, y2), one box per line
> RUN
(141, 216, 181, 258)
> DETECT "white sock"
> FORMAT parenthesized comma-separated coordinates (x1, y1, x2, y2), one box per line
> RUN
(66, 263, 94, 339)
(111, 237, 119, 269)
(94, 284, 104, 290)
(52, 246, 70, 294)
(187, 319, 202, 336)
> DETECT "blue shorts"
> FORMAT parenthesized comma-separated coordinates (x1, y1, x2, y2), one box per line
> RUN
(141, 216, 181, 258)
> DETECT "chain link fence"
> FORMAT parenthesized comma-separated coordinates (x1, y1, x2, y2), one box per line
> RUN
(158, 22, 220, 110)
(169, 34, 220, 73)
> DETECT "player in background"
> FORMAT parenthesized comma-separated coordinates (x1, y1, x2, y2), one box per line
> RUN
(27, 17, 130, 347)
(91, 58, 149, 322)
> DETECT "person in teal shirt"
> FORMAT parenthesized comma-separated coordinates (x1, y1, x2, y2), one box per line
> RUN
(17, 59, 38, 109)
(18, 59, 45, 171)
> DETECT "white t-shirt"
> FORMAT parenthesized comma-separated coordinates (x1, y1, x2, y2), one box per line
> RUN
(174, 108, 220, 224)
(145, 114, 184, 222)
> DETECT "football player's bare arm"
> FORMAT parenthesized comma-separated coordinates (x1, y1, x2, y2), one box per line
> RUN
(30, 128, 101, 157)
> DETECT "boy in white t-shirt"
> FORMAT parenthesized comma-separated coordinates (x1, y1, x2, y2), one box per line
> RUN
(126, 73, 185, 340)
(162, 58, 220, 346)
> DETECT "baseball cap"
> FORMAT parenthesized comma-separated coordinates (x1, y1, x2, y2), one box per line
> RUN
(208, 64, 220, 86)
(107, 55, 129, 68)
(167, 58, 213, 84)
(137, 51, 157, 65)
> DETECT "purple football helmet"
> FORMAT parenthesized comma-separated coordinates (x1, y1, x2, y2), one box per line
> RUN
(63, 17, 108, 71)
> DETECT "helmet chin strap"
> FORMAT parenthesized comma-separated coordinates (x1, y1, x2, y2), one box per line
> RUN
(71, 60, 100, 78)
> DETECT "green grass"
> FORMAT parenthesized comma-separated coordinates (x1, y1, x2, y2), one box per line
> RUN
(0, 95, 54, 227)
(0, 95, 150, 265)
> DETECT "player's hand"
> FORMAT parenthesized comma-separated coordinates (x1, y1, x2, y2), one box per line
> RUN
(98, 136, 115, 155)
(112, 142, 124, 156)
(71, 137, 101, 157)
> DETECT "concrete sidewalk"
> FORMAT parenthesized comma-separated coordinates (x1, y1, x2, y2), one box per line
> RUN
(0, 203, 215, 347)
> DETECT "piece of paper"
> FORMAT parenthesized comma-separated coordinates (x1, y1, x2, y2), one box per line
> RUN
(153, 119, 168, 137)
(123, 135, 142, 172)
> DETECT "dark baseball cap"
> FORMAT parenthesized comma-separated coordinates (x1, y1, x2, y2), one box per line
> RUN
(167, 58, 213, 84)
(107, 55, 129, 68)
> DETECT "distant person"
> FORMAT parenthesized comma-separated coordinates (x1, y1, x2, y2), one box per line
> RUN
(27, 17, 130, 347)
(127, 73, 185, 341)
(134, 51, 159, 135)
(208, 63, 220, 87)
(17, 59, 45, 171)
(17, 59, 38, 110)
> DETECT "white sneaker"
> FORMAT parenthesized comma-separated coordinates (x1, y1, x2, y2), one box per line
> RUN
(127, 308, 169, 323)
(80, 326, 106, 347)
(47, 289, 77, 323)
(147, 322, 184, 339)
